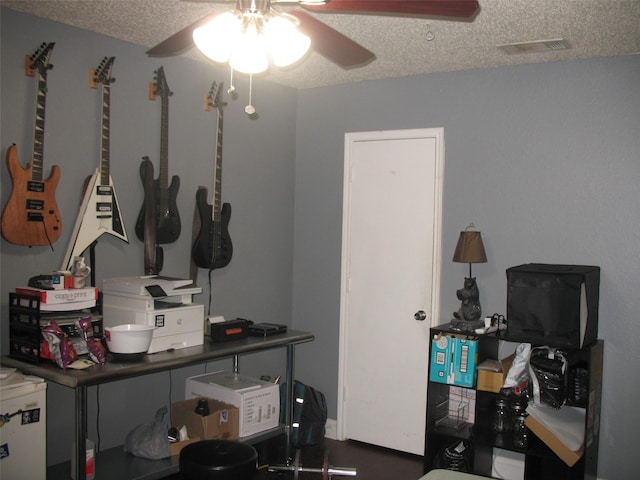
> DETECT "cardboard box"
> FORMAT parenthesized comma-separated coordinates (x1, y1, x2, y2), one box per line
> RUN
(172, 398, 239, 441)
(429, 333, 478, 387)
(186, 372, 280, 437)
(525, 409, 584, 466)
(429, 333, 452, 383)
(477, 354, 515, 393)
(15, 286, 98, 304)
(170, 436, 201, 457)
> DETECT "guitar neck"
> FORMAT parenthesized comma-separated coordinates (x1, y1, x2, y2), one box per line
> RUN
(31, 70, 48, 181)
(213, 110, 223, 220)
(99, 84, 111, 184)
(159, 95, 169, 190)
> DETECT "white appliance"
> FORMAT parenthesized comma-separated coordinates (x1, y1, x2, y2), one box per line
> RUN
(102, 276, 204, 353)
(0, 370, 47, 480)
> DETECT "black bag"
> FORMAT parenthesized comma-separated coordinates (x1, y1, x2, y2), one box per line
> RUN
(529, 346, 568, 409)
(506, 264, 600, 349)
(280, 381, 327, 447)
(434, 440, 472, 472)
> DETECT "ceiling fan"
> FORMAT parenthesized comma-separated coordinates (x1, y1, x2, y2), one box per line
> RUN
(147, 0, 480, 69)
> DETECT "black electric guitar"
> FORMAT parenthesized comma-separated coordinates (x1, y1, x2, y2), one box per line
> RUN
(61, 57, 128, 270)
(191, 81, 233, 269)
(135, 66, 181, 244)
(1, 42, 62, 247)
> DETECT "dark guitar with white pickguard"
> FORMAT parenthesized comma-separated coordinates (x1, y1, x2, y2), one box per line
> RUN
(1, 42, 62, 247)
(191, 81, 233, 270)
(61, 57, 128, 270)
(135, 66, 181, 244)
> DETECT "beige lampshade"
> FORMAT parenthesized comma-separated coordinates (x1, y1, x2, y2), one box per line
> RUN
(452, 229, 487, 264)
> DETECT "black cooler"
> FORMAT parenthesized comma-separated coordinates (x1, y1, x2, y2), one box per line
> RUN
(506, 263, 600, 349)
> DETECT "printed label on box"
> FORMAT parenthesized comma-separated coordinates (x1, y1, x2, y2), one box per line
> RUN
(429, 334, 478, 387)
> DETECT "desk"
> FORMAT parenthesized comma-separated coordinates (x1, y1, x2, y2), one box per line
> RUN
(2, 329, 314, 480)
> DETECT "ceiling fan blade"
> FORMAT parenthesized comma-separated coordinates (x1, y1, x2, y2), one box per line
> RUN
(291, 11, 375, 69)
(146, 13, 218, 56)
(303, 0, 480, 18)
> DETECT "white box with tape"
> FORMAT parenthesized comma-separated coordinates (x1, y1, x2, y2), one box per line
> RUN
(186, 371, 280, 437)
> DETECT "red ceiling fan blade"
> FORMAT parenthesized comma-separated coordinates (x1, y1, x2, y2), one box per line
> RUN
(303, 0, 480, 18)
(146, 13, 218, 56)
(290, 11, 375, 69)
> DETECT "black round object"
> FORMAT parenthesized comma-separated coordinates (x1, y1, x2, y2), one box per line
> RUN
(180, 440, 258, 480)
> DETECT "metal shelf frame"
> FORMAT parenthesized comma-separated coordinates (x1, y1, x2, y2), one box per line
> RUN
(2, 329, 314, 479)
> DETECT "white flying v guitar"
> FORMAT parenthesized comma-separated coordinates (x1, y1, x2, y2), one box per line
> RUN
(61, 57, 127, 270)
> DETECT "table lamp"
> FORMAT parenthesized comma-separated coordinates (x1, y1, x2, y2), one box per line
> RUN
(451, 223, 487, 331)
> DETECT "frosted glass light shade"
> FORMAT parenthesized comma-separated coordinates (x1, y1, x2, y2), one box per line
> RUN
(193, 11, 310, 74)
(193, 13, 240, 63)
(264, 16, 311, 67)
(229, 22, 269, 74)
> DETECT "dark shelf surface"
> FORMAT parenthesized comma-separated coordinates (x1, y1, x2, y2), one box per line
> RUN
(47, 426, 287, 480)
(1, 330, 314, 388)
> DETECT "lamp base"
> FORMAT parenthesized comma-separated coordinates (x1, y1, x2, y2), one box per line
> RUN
(452, 276, 483, 332)
(450, 318, 485, 333)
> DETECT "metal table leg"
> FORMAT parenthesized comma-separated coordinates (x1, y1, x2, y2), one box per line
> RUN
(75, 385, 87, 479)
(233, 354, 239, 374)
(285, 344, 295, 465)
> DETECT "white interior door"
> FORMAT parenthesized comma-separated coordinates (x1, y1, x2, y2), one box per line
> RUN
(338, 128, 444, 455)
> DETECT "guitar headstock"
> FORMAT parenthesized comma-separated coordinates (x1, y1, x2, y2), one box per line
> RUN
(92, 56, 116, 87)
(205, 81, 227, 113)
(151, 66, 173, 100)
(26, 42, 55, 78)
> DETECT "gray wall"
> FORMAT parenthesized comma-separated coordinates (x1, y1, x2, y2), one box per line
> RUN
(0, 8, 299, 465)
(2, 7, 639, 480)
(293, 55, 640, 479)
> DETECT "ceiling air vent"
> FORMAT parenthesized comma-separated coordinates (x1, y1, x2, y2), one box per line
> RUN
(498, 38, 571, 54)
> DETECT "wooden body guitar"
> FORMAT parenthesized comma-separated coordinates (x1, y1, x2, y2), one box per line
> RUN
(191, 81, 233, 269)
(1, 43, 61, 246)
(61, 57, 128, 270)
(135, 66, 181, 245)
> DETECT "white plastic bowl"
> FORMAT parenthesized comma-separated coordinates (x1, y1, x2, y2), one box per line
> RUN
(105, 324, 155, 354)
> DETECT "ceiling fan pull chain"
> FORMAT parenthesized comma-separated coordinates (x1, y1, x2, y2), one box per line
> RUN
(227, 68, 236, 95)
(245, 73, 256, 116)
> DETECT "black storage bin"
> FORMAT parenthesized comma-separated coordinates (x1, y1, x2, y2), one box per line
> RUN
(506, 264, 600, 349)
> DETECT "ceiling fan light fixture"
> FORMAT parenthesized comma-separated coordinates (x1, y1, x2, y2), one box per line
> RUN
(229, 21, 269, 74)
(193, 6, 310, 74)
(264, 15, 311, 67)
(193, 12, 240, 63)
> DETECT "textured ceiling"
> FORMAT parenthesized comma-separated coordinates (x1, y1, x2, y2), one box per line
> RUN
(2, 0, 639, 89)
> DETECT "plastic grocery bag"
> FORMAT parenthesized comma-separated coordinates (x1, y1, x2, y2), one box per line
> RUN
(124, 406, 171, 460)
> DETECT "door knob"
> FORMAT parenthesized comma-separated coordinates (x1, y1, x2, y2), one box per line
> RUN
(414, 310, 427, 321)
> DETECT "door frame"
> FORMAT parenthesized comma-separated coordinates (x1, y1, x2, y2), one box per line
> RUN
(336, 127, 445, 442)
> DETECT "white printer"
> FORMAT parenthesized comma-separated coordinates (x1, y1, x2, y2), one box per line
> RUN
(102, 276, 204, 353)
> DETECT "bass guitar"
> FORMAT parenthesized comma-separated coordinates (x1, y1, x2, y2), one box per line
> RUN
(1, 42, 61, 247)
(61, 57, 128, 270)
(141, 156, 163, 274)
(192, 81, 233, 269)
(135, 66, 181, 244)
